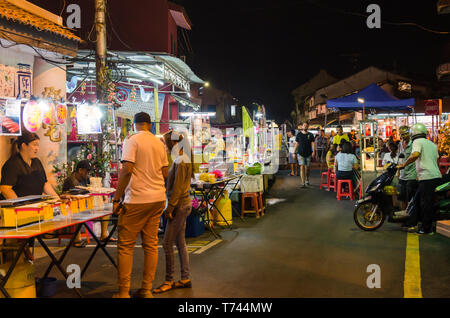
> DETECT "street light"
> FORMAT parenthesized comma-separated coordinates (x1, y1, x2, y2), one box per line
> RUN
(358, 98, 365, 121)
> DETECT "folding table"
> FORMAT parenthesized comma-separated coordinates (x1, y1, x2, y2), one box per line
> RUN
(0, 209, 117, 298)
(191, 174, 243, 238)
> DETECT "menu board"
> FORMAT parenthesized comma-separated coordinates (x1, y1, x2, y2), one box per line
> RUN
(0, 98, 21, 136)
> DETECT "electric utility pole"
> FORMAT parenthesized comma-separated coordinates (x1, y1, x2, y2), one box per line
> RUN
(95, 0, 107, 102)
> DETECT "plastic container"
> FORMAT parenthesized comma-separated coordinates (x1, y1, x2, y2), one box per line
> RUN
(0, 261, 36, 298)
(35, 277, 57, 298)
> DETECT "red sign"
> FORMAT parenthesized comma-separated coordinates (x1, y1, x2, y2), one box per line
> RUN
(385, 126, 392, 137)
(424, 99, 441, 116)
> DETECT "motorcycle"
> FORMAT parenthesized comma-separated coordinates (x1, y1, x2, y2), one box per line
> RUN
(354, 163, 450, 231)
(353, 163, 400, 231)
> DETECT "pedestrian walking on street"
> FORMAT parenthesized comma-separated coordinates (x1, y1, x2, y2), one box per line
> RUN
(295, 122, 315, 187)
(112, 112, 169, 298)
(153, 130, 194, 294)
(398, 123, 442, 235)
(315, 129, 328, 164)
(287, 129, 298, 176)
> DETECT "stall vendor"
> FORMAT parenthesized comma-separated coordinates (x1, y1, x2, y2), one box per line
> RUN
(62, 160, 91, 192)
(0, 132, 58, 200)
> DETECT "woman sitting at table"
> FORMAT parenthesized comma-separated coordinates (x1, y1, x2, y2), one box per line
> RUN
(0, 131, 58, 200)
(334, 141, 360, 189)
(153, 130, 193, 294)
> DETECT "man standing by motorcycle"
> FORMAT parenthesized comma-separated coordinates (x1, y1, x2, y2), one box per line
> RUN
(397, 123, 442, 235)
(396, 126, 418, 211)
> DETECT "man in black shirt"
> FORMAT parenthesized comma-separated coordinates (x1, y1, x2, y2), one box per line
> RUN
(62, 160, 91, 192)
(295, 122, 315, 187)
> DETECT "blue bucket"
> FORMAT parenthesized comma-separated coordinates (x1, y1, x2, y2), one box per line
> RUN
(36, 277, 57, 298)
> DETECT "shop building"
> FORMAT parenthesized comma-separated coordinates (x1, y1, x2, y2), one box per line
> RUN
(0, 0, 81, 187)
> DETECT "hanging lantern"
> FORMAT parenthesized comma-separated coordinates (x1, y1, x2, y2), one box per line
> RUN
(23, 100, 42, 132)
(56, 103, 68, 125)
(130, 86, 136, 102)
(42, 101, 55, 125)
(80, 82, 86, 95)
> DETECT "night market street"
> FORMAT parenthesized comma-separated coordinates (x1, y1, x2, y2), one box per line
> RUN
(33, 169, 450, 298)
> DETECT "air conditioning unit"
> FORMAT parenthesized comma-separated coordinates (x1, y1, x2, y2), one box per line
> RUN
(438, 0, 450, 14)
(437, 63, 450, 80)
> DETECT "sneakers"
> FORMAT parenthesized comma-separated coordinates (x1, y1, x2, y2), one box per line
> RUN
(415, 228, 435, 235)
(305, 180, 310, 186)
(401, 224, 416, 232)
(394, 210, 407, 217)
(301, 183, 307, 188)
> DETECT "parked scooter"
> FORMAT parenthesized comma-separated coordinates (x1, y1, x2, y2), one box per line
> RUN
(353, 163, 400, 231)
(354, 163, 450, 231)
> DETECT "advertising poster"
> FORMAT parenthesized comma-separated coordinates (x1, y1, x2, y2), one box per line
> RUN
(77, 104, 102, 135)
(0, 98, 21, 136)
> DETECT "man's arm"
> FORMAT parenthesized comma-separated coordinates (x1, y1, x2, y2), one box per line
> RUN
(398, 152, 420, 169)
(162, 166, 169, 179)
(113, 161, 135, 203)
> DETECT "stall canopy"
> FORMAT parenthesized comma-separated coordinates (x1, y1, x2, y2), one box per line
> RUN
(326, 83, 415, 111)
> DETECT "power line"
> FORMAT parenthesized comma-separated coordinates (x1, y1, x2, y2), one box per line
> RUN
(303, 0, 450, 35)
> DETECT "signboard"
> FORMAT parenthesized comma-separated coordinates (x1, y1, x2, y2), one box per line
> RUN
(424, 99, 442, 116)
(76, 104, 102, 134)
(0, 98, 21, 136)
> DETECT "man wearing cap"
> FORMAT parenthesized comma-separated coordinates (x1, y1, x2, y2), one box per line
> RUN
(112, 112, 169, 298)
(397, 123, 442, 235)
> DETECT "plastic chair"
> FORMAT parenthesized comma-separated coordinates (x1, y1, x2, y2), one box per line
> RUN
(241, 193, 263, 218)
(320, 171, 329, 190)
(328, 172, 336, 192)
(336, 180, 354, 201)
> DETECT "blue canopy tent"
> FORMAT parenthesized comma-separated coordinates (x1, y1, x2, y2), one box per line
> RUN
(326, 83, 415, 111)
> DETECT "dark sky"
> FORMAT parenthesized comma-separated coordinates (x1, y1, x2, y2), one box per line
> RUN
(174, 0, 450, 122)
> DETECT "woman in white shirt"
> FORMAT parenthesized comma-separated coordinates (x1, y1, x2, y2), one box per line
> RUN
(334, 141, 360, 188)
(382, 142, 399, 166)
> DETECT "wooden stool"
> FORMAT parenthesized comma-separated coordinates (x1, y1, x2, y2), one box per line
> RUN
(257, 192, 265, 216)
(336, 180, 354, 201)
(241, 193, 263, 218)
(328, 172, 336, 192)
(320, 171, 329, 190)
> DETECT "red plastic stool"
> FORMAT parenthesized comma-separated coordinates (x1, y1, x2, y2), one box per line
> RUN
(320, 171, 330, 190)
(336, 180, 354, 201)
(328, 172, 336, 192)
(241, 193, 263, 218)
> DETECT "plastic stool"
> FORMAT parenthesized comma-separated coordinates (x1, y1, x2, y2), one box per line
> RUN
(336, 180, 354, 201)
(257, 192, 265, 216)
(328, 173, 336, 192)
(241, 193, 263, 218)
(320, 171, 329, 190)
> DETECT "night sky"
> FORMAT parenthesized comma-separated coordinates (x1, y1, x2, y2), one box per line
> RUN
(174, 0, 450, 122)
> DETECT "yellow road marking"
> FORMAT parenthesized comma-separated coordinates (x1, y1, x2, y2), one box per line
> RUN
(404, 233, 422, 298)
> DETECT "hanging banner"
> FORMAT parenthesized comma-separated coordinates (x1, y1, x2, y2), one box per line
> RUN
(23, 100, 42, 133)
(76, 104, 102, 134)
(0, 98, 21, 136)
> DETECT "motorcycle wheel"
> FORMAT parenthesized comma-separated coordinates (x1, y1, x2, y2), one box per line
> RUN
(354, 202, 386, 231)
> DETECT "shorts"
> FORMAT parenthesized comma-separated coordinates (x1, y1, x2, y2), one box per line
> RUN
(298, 155, 311, 167)
(398, 179, 418, 203)
(288, 153, 297, 164)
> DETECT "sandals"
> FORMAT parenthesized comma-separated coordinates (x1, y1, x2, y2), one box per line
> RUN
(73, 240, 87, 248)
(175, 280, 192, 289)
(152, 282, 175, 294)
(101, 237, 118, 243)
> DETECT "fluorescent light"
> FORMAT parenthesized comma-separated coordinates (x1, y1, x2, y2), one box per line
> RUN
(150, 78, 164, 85)
(129, 69, 146, 77)
(357, 98, 365, 104)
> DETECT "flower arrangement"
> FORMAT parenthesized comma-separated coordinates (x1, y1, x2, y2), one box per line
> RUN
(439, 121, 450, 156)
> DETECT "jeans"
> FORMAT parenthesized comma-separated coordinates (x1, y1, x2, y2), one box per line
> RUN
(163, 203, 192, 282)
(406, 178, 441, 232)
(117, 201, 165, 292)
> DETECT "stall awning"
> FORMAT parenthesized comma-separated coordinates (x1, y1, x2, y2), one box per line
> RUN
(326, 83, 415, 111)
(170, 93, 200, 110)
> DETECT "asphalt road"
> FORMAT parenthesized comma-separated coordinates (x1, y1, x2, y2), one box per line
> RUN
(33, 170, 450, 298)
